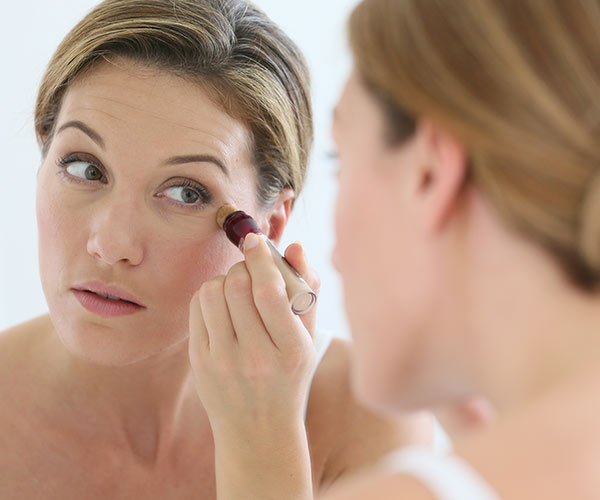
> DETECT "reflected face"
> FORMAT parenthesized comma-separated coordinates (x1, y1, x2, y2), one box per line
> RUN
(332, 73, 435, 411)
(37, 60, 260, 365)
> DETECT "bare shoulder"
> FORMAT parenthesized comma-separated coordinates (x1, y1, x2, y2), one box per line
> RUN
(0, 315, 52, 384)
(306, 337, 434, 488)
(454, 367, 600, 499)
(0, 314, 51, 350)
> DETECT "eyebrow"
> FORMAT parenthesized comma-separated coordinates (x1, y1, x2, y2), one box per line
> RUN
(56, 120, 105, 149)
(163, 155, 229, 177)
(55, 120, 229, 176)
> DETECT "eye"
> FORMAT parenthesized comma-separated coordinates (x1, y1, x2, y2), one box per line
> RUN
(69, 162, 103, 181)
(56, 154, 107, 183)
(163, 186, 201, 204)
(159, 179, 212, 208)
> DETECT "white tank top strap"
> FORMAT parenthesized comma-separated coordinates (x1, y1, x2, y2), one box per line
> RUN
(303, 328, 335, 420)
(380, 446, 500, 500)
(433, 418, 453, 454)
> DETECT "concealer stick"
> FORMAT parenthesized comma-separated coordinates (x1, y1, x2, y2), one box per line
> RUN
(216, 204, 317, 315)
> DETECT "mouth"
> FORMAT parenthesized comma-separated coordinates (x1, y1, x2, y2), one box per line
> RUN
(71, 281, 146, 317)
(87, 291, 138, 304)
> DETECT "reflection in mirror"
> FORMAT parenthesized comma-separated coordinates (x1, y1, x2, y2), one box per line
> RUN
(0, 1, 439, 498)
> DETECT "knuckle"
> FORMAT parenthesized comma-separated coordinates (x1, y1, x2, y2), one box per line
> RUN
(224, 266, 252, 297)
(254, 280, 287, 304)
(199, 276, 225, 303)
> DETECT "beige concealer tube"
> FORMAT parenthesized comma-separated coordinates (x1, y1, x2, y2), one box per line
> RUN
(216, 204, 317, 315)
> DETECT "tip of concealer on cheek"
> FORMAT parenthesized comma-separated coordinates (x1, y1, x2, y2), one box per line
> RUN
(216, 203, 239, 228)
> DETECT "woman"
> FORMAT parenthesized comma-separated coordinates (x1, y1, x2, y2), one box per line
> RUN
(323, 0, 600, 498)
(0, 0, 434, 498)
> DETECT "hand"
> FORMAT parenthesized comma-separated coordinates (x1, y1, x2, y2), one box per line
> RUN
(188, 233, 320, 439)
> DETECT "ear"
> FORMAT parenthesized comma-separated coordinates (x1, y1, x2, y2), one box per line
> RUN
(260, 187, 295, 245)
(416, 120, 468, 232)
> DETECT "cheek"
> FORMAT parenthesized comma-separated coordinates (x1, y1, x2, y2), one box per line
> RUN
(334, 165, 397, 297)
(147, 232, 240, 309)
(169, 234, 238, 284)
(333, 163, 432, 408)
(36, 171, 84, 284)
(333, 171, 371, 273)
(333, 166, 395, 350)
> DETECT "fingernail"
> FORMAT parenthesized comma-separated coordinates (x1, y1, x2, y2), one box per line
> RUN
(244, 232, 260, 252)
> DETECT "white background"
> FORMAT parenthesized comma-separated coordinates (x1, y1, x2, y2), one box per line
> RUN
(0, 0, 359, 337)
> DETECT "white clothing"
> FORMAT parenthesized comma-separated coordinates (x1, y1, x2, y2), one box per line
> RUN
(433, 418, 452, 454)
(380, 446, 500, 500)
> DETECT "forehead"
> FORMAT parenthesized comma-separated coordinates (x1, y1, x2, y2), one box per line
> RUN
(57, 60, 253, 162)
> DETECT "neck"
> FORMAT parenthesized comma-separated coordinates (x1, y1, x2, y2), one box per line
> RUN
(476, 277, 600, 414)
(41, 319, 208, 463)
(458, 195, 600, 414)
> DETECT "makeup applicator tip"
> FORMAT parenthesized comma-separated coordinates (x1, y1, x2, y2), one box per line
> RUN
(216, 203, 239, 228)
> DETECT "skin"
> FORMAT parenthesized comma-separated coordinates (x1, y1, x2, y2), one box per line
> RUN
(0, 61, 433, 499)
(321, 71, 600, 499)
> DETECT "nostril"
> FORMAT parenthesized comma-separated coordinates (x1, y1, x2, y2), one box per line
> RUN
(86, 234, 144, 267)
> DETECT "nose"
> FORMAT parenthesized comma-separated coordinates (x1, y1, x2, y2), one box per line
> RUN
(86, 196, 145, 267)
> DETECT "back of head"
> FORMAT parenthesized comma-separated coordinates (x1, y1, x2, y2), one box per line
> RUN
(349, 0, 600, 288)
(35, 0, 313, 207)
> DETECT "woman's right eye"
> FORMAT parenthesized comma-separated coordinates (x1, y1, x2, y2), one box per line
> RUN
(56, 155, 107, 183)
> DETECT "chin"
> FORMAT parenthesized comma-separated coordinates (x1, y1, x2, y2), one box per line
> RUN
(51, 313, 188, 367)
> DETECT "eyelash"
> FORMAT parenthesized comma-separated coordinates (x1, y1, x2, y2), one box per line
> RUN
(56, 153, 107, 184)
(55, 153, 213, 210)
(161, 178, 213, 209)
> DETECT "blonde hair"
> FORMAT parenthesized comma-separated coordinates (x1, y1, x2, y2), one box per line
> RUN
(350, 0, 600, 288)
(35, 0, 312, 207)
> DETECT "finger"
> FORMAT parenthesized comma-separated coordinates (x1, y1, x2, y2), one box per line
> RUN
(223, 261, 276, 351)
(284, 242, 321, 295)
(189, 288, 210, 358)
(243, 233, 305, 350)
(197, 275, 237, 357)
(284, 242, 320, 336)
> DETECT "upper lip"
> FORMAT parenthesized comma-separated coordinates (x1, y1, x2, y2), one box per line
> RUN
(72, 281, 146, 307)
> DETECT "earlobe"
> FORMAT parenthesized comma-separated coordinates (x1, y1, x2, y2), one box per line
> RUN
(264, 187, 295, 244)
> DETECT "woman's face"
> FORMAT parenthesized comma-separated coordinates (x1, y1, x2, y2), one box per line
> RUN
(37, 60, 262, 366)
(332, 73, 445, 412)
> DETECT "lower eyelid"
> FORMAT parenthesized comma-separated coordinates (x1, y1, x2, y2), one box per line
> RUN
(157, 196, 211, 212)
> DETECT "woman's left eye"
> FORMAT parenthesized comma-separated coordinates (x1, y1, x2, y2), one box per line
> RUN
(160, 182, 211, 208)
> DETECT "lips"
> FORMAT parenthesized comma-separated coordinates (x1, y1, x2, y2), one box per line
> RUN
(73, 281, 145, 306)
(71, 281, 146, 318)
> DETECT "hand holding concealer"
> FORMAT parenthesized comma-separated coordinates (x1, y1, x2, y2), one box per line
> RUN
(216, 204, 317, 315)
